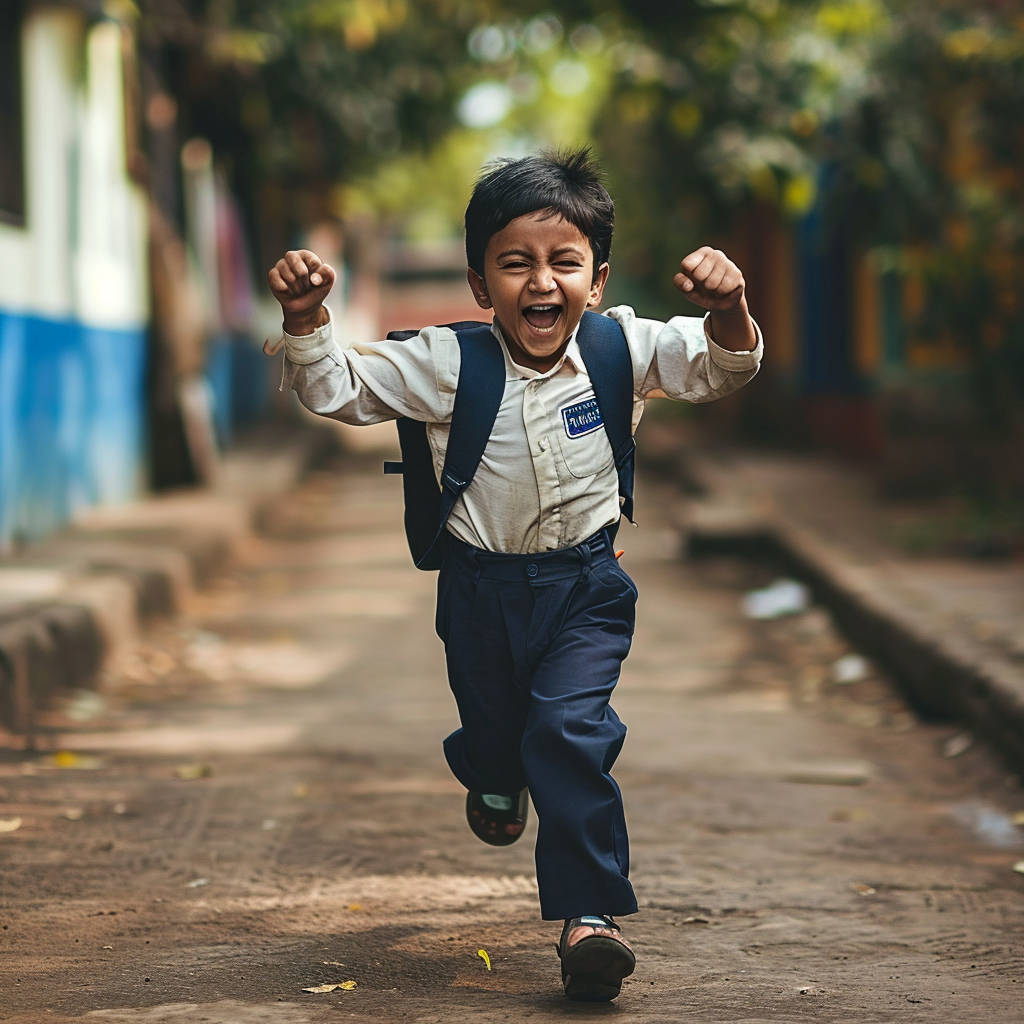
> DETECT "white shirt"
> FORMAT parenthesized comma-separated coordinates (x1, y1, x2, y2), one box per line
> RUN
(282, 306, 762, 554)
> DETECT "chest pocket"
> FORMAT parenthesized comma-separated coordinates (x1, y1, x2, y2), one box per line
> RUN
(555, 394, 615, 479)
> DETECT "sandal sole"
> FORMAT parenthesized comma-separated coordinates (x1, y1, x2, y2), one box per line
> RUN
(466, 792, 528, 847)
(561, 935, 636, 1002)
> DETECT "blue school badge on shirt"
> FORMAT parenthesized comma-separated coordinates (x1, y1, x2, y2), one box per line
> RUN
(561, 397, 604, 438)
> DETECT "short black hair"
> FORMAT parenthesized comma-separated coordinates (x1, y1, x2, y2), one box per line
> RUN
(464, 148, 614, 280)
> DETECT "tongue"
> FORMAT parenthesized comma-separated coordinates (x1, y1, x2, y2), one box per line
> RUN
(523, 306, 560, 329)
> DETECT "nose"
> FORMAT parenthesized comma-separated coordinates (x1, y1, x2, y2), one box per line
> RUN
(528, 264, 556, 293)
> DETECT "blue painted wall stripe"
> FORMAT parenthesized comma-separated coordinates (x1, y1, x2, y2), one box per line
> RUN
(0, 311, 147, 547)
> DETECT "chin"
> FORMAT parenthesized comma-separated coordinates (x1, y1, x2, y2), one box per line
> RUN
(520, 338, 563, 358)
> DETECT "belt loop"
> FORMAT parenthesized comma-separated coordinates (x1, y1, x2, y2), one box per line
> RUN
(578, 538, 593, 580)
(468, 540, 482, 587)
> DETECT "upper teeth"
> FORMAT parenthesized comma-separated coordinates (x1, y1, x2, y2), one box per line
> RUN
(529, 306, 557, 311)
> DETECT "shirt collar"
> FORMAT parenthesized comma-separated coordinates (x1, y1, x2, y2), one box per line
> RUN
(491, 319, 587, 380)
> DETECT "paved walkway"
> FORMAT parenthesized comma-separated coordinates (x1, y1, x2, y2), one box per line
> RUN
(1, 451, 1023, 1022)
(680, 441, 1024, 666)
(638, 421, 1024, 770)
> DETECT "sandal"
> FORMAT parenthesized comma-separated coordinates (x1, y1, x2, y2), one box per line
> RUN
(557, 915, 636, 1001)
(465, 789, 529, 846)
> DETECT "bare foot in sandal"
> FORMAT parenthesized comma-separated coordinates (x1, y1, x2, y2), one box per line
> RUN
(557, 914, 636, 1001)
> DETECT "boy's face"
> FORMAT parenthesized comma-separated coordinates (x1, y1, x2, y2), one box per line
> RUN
(467, 210, 609, 373)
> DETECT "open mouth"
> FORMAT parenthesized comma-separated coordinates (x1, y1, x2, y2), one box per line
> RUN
(522, 304, 563, 330)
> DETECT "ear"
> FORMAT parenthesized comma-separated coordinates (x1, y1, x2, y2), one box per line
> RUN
(587, 262, 610, 309)
(467, 268, 492, 309)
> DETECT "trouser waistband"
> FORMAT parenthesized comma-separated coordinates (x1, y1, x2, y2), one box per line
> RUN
(443, 528, 615, 582)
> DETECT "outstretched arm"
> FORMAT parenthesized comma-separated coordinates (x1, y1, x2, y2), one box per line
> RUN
(674, 246, 758, 353)
(265, 249, 457, 426)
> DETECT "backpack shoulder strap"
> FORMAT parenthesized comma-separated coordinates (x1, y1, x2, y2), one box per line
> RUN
(435, 325, 506, 535)
(386, 320, 489, 344)
(576, 310, 636, 524)
(383, 322, 503, 570)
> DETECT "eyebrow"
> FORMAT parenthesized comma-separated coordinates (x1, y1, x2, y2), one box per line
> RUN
(494, 245, 587, 260)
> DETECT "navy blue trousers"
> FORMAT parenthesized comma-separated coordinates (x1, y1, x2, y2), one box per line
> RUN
(437, 529, 639, 921)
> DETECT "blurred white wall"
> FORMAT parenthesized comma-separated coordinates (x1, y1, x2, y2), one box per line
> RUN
(74, 19, 149, 330)
(0, 11, 147, 328)
(0, 9, 150, 544)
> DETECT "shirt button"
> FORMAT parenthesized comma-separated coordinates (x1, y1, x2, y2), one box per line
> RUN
(527, 564, 539, 577)
(539, 438, 549, 451)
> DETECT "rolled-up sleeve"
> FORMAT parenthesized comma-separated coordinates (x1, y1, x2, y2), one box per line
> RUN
(604, 304, 763, 402)
(280, 314, 458, 425)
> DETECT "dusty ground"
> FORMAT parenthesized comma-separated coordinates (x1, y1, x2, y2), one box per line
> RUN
(1, 449, 1023, 1023)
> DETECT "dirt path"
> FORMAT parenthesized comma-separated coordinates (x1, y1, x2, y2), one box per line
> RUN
(1, 451, 1022, 1023)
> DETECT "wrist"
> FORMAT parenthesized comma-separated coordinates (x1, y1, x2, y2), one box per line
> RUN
(283, 305, 329, 337)
(708, 295, 757, 353)
(710, 294, 749, 319)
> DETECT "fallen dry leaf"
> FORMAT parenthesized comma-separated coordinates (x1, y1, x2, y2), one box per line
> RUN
(831, 808, 869, 823)
(942, 732, 973, 759)
(476, 949, 492, 971)
(45, 751, 103, 770)
(302, 981, 356, 993)
(0, 818, 22, 833)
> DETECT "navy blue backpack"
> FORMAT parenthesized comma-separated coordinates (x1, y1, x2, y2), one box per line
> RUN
(384, 310, 636, 570)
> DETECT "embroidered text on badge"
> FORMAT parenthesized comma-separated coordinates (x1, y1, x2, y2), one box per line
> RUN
(561, 397, 604, 438)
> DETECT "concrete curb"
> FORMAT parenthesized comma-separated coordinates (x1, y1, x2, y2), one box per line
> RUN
(661, 451, 1024, 778)
(0, 425, 335, 745)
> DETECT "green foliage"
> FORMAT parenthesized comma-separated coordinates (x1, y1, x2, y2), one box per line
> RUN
(140, 0, 489, 187)
(142, 0, 1024, 413)
(342, 10, 616, 238)
(590, 0, 1024, 405)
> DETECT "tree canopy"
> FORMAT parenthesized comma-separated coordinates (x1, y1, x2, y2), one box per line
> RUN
(140, 0, 1024, 407)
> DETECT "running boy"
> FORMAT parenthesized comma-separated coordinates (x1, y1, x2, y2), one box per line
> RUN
(267, 150, 762, 1001)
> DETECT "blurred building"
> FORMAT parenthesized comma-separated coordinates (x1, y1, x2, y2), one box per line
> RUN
(726, 201, 1024, 497)
(0, 2, 149, 548)
(0, 0, 276, 550)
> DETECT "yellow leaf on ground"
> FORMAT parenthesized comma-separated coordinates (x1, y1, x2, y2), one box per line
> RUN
(476, 948, 492, 971)
(45, 751, 103, 770)
(302, 981, 356, 993)
(0, 818, 22, 833)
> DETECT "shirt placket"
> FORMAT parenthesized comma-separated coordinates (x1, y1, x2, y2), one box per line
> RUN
(523, 376, 564, 551)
